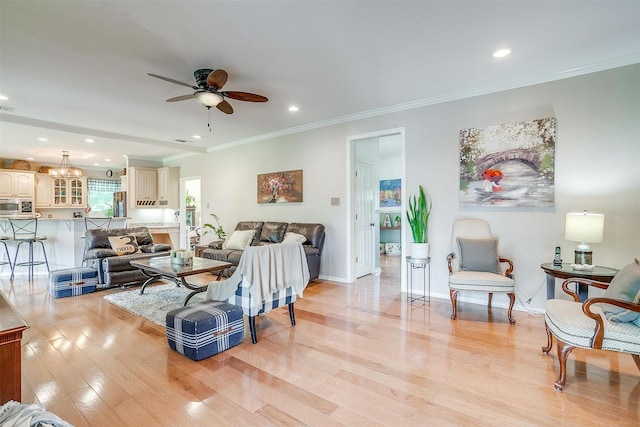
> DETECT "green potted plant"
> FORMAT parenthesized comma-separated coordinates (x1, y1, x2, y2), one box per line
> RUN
(202, 213, 227, 240)
(185, 191, 196, 207)
(406, 185, 432, 258)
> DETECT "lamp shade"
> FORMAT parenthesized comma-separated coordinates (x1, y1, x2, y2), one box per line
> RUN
(565, 211, 604, 243)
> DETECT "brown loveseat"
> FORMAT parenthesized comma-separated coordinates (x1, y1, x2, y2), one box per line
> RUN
(84, 226, 172, 288)
(201, 221, 325, 280)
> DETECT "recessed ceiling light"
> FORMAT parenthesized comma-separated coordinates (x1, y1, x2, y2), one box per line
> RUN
(93, 162, 100, 166)
(85, 138, 95, 143)
(37, 137, 48, 142)
(492, 48, 512, 58)
(192, 135, 202, 139)
(105, 158, 111, 162)
(0, 94, 8, 101)
(288, 105, 299, 112)
(27, 157, 34, 161)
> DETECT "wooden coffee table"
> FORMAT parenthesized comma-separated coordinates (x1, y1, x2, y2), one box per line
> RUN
(130, 256, 232, 305)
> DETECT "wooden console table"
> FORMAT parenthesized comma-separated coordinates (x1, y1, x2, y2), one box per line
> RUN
(0, 292, 29, 404)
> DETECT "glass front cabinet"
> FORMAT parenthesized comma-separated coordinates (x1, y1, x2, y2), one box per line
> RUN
(52, 177, 86, 207)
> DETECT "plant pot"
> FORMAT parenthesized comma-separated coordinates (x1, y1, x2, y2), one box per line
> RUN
(410, 242, 429, 259)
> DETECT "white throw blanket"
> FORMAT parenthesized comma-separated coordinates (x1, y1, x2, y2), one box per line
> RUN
(206, 242, 310, 311)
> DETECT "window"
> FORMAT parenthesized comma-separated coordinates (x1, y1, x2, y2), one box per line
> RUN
(87, 178, 121, 216)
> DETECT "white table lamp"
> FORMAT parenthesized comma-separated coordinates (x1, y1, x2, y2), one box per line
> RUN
(565, 210, 604, 265)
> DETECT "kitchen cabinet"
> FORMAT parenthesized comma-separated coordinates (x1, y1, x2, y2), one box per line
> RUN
(0, 170, 35, 198)
(52, 177, 86, 207)
(35, 174, 52, 207)
(157, 167, 179, 208)
(129, 167, 157, 207)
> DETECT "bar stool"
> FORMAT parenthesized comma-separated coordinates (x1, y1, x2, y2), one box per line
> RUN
(82, 217, 112, 265)
(10, 218, 50, 281)
(0, 235, 13, 272)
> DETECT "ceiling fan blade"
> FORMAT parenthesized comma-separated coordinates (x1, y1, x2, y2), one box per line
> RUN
(148, 73, 197, 89)
(207, 69, 228, 90)
(223, 91, 268, 102)
(216, 100, 234, 114)
(166, 94, 195, 102)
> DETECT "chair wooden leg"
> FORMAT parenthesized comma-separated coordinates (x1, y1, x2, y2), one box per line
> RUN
(632, 354, 640, 372)
(507, 292, 516, 324)
(488, 292, 493, 308)
(541, 323, 553, 353)
(249, 315, 258, 344)
(449, 289, 458, 320)
(554, 339, 575, 391)
(288, 302, 296, 326)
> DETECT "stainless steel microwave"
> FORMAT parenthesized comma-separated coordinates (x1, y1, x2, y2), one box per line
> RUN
(0, 198, 34, 217)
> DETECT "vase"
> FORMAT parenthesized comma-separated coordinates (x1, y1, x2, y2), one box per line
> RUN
(410, 242, 429, 259)
(269, 189, 278, 203)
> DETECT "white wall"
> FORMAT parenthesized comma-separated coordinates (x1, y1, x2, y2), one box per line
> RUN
(168, 64, 640, 312)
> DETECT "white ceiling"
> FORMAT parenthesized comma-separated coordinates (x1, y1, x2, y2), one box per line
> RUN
(1, 1, 639, 171)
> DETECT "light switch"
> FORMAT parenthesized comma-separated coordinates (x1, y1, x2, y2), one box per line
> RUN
(331, 197, 340, 206)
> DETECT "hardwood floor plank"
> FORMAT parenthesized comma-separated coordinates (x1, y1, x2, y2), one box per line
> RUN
(2, 256, 639, 426)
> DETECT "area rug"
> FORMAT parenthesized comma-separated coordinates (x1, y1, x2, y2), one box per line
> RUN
(103, 284, 206, 326)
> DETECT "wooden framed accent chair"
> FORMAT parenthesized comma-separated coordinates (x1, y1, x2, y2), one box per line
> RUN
(447, 218, 516, 324)
(542, 259, 640, 391)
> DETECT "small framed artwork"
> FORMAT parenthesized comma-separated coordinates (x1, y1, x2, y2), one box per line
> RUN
(257, 169, 303, 204)
(380, 178, 401, 209)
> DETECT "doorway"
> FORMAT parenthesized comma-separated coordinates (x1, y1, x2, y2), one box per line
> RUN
(180, 177, 201, 250)
(347, 128, 405, 289)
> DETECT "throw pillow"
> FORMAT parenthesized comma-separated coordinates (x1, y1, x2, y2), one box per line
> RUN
(457, 238, 500, 273)
(108, 235, 141, 256)
(283, 232, 307, 244)
(601, 262, 640, 323)
(224, 229, 255, 250)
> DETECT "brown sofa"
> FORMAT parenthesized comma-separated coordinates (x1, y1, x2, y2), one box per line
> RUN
(84, 226, 172, 288)
(201, 221, 325, 279)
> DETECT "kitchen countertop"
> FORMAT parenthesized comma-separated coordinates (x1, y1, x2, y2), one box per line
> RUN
(128, 222, 179, 229)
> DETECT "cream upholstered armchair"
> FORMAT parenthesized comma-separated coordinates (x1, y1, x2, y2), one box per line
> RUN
(447, 218, 516, 324)
(542, 260, 640, 391)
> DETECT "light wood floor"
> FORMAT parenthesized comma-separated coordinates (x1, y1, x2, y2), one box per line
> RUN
(2, 256, 639, 426)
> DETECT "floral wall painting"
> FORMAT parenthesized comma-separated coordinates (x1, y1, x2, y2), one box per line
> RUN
(257, 169, 303, 204)
(459, 117, 556, 207)
(380, 179, 402, 208)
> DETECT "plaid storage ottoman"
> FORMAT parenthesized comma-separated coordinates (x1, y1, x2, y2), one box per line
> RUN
(48, 267, 98, 298)
(166, 300, 244, 361)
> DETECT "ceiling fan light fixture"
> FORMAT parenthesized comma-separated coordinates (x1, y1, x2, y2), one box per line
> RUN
(194, 90, 223, 107)
(48, 150, 83, 178)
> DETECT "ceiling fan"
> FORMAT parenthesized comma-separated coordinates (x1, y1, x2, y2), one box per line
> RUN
(148, 68, 268, 115)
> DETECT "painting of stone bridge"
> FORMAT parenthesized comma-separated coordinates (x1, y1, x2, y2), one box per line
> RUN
(459, 117, 556, 207)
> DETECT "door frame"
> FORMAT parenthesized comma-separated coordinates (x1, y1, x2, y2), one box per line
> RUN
(346, 127, 406, 288)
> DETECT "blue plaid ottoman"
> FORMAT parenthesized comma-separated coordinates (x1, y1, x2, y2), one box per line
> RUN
(48, 267, 98, 298)
(166, 300, 244, 361)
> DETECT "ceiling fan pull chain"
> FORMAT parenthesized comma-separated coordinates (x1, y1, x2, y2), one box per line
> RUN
(207, 106, 212, 132)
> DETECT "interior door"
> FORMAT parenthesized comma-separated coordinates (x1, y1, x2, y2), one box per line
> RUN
(355, 160, 375, 277)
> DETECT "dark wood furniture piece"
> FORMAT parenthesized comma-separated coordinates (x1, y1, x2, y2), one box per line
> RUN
(130, 256, 232, 305)
(194, 245, 208, 258)
(540, 263, 618, 301)
(0, 292, 29, 404)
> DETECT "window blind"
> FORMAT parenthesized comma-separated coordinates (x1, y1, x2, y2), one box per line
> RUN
(87, 178, 121, 192)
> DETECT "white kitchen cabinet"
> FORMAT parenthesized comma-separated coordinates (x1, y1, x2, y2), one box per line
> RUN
(35, 174, 52, 207)
(0, 170, 35, 198)
(129, 167, 157, 207)
(52, 177, 86, 207)
(157, 167, 179, 208)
